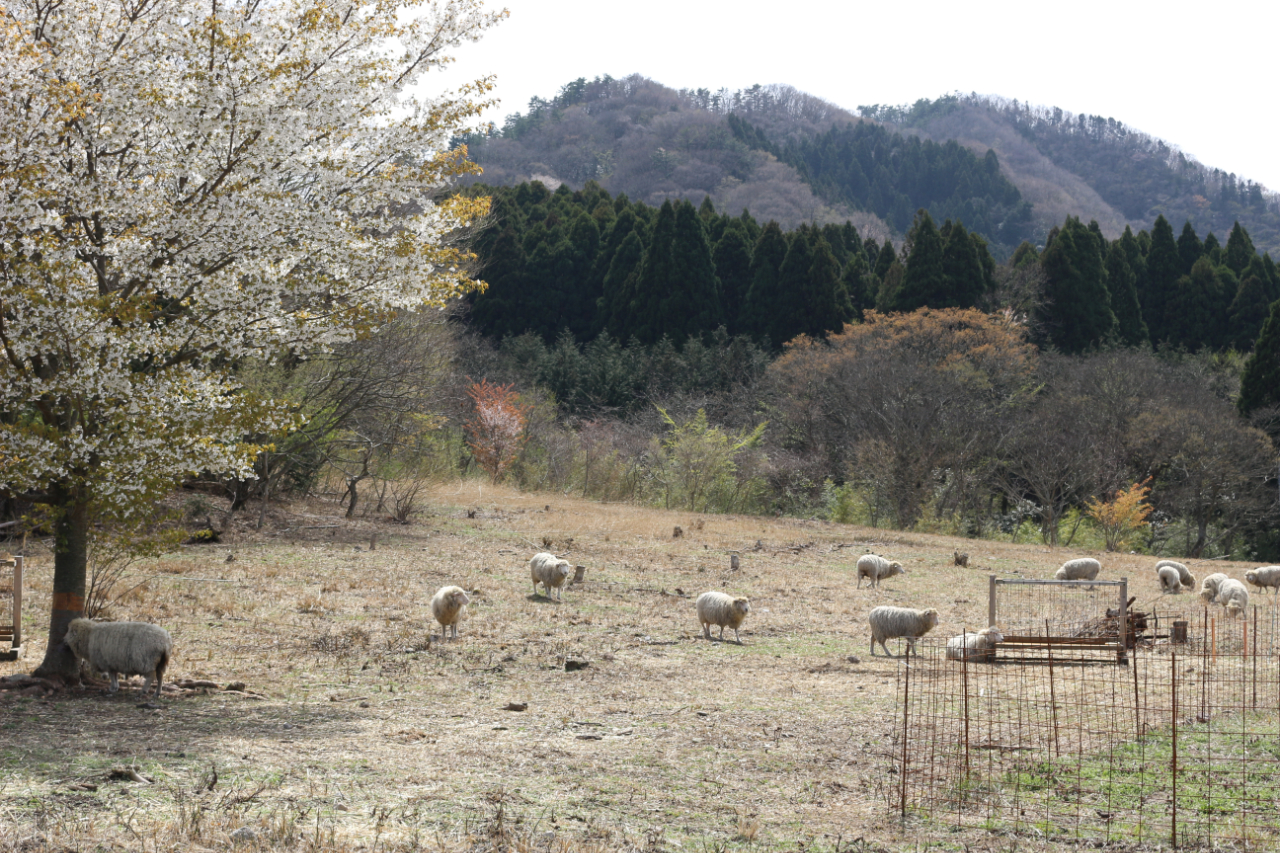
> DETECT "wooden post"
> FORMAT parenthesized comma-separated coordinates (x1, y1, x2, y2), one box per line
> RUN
(1172, 621, 1188, 644)
(12, 555, 21, 652)
(1171, 652, 1178, 850)
(988, 574, 997, 633)
(1119, 577, 1129, 665)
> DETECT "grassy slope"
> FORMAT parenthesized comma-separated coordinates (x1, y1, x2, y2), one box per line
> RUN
(0, 482, 1267, 851)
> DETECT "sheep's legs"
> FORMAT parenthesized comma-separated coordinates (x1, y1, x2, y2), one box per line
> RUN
(108, 673, 120, 693)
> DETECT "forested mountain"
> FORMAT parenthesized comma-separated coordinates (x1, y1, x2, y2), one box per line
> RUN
(460, 76, 1280, 259)
(864, 95, 1280, 256)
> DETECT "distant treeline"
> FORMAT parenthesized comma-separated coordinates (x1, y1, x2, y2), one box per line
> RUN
(465, 180, 1280, 360)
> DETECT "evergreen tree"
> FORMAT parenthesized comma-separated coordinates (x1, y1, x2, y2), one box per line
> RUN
(1163, 258, 1222, 350)
(769, 227, 816, 343)
(1203, 232, 1222, 263)
(872, 239, 896, 280)
(698, 195, 716, 221)
(601, 230, 645, 339)
(840, 250, 875, 321)
(820, 222, 849, 266)
(712, 225, 754, 334)
(469, 225, 528, 338)
(1010, 241, 1039, 268)
(1038, 218, 1115, 353)
(1105, 241, 1148, 346)
(1227, 272, 1273, 351)
(941, 220, 986, 308)
(892, 210, 946, 311)
(560, 212, 601, 339)
(1238, 300, 1280, 418)
(1177, 221, 1203, 274)
(1143, 215, 1181, 344)
(803, 235, 852, 337)
(876, 260, 905, 312)
(1264, 254, 1280, 303)
(628, 200, 678, 344)
(740, 221, 789, 343)
(1224, 221, 1256, 275)
(664, 200, 724, 341)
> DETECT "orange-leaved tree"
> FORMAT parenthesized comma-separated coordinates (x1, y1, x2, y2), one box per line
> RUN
(1085, 478, 1154, 551)
(464, 380, 530, 483)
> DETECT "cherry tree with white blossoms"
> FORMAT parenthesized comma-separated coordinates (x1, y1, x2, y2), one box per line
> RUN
(0, 0, 505, 678)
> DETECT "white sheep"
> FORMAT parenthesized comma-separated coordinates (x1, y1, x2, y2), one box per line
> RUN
(856, 554, 906, 589)
(868, 605, 939, 657)
(1155, 559, 1195, 589)
(695, 591, 751, 643)
(64, 618, 172, 697)
(1245, 566, 1280, 598)
(1217, 578, 1250, 618)
(529, 552, 572, 601)
(431, 586, 470, 639)
(1055, 558, 1101, 581)
(945, 627, 1004, 662)
(1157, 565, 1184, 594)
(1199, 572, 1229, 605)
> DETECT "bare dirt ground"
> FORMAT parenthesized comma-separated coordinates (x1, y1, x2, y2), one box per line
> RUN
(0, 482, 1262, 852)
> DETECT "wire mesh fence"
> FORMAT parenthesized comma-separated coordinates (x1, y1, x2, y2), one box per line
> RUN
(893, 604, 1280, 849)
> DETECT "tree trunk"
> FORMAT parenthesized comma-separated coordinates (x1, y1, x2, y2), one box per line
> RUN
(32, 496, 89, 681)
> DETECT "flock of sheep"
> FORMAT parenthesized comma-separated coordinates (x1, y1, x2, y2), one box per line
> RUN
(861, 554, 1280, 660)
(55, 545, 1280, 696)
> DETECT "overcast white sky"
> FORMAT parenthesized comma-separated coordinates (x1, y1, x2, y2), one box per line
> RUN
(434, 0, 1280, 193)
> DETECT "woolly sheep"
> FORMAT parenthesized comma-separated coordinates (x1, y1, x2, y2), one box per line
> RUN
(856, 554, 906, 589)
(1157, 565, 1184, 594)
(1245, 566, 1280, 597)
(868, 605, 939, 658)
(529, 552, 572, 601)
(431, 586, 470, 639)
(1055, 558, 1101, 581)
(695, 591, 751, 643)
(1217, 578, 1250, 618)
(945, 627, 1004, 662)
(64, 618, 172, 697)
(1155, 559, 1195, 589)
(1199, 572, 1229, 605)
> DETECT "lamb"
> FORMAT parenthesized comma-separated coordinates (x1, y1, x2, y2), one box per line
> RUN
(1155, 559, 1195, 589)
(1157, 565, 1184, 594)
(868, 605, 939, 658)
(695, 591, 751, 643)
(1245, 566, 1280, 598)
(1217, 578, 1250, 618)
(945, 627, 1004, 662)
(856, 554, 906, 589)
(431, 585, 470, 639)
(529, 552, 572, 601)
(1055, 558, 1101, 581)
(64, 618, 172, 697)
(1199, 572, 1229, 605)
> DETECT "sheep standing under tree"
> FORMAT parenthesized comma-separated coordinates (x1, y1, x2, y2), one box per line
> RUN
(64, 619, 172, 697)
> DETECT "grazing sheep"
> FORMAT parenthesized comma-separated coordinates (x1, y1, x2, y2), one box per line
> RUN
(1156, 559, 1195, 589)
(1199, 572, 1229, 605)
(1217, 578, 1250, 618)
(695, 591, 751, 643)
(856, 554, 906, 589)
(868, 606, 939, 657)
(1245, 566, 1280, 598)
(1157, 565, 1184, 594)
(431, 586, 470, 639)
(529, 552, 572, 601)
(64, 619, 172, 697)
(945, 627, 1004, 662)
(1055, 558, 1101, 581)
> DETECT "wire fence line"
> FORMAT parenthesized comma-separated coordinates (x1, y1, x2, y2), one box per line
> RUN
(892, 604, 1280, 850)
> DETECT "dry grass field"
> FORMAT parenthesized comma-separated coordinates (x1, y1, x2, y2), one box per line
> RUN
(0, 482, 1265, 852)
